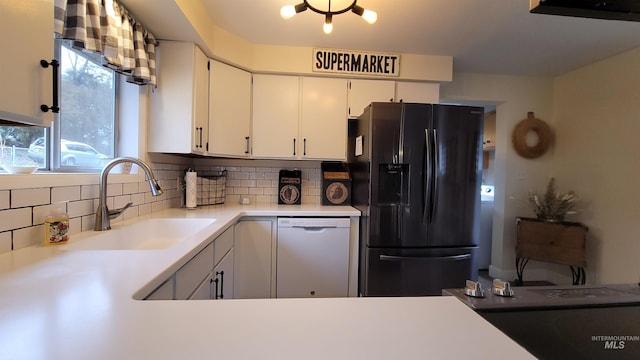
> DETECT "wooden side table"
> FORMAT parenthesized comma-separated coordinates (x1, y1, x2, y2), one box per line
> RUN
(515, 217, 588, 285)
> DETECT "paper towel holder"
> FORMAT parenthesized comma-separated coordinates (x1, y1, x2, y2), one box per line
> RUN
(185, 168, 198, 209)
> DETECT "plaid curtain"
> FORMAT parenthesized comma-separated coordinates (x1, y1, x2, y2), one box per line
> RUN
(54, 0, 157, 86)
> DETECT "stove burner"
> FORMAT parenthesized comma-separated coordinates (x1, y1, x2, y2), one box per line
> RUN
(527, 287, 635, 299)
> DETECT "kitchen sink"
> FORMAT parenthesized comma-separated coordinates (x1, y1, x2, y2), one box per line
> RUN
(61, 218, 216, 251)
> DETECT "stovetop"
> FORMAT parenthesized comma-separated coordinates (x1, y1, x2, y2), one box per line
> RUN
(443, 283, 640, 311)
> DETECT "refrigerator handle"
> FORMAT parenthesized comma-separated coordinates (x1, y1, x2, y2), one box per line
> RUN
(379, 254, 472, 261)
(430, 129, 439, 223)
(423, 129, 431, 224)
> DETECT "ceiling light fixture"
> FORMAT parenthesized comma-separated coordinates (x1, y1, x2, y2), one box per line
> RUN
(280, 0, 377, 34)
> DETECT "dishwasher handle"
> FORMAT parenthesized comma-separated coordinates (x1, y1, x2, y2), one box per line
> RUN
(291, 225, 338, 229)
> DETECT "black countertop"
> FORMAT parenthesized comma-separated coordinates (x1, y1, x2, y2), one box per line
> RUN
(443, 283, 640, 311)
(444, 283, 640, 359)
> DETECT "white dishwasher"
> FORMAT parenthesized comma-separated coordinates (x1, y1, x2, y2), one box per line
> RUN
(276, 217, 350, 298)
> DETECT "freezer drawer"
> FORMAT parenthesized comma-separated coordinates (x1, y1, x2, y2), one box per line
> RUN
(363, 247, 478, 296)
(277, 218, 350, 298)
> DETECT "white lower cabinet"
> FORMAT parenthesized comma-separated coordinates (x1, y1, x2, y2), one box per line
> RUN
(189, 274, 214, 300)
(144, 216, 353, 301)
(233, 218, 276, 299)
(145, 277, 175, 300)
(175, 242, 215, 300)
(213, 226, 235, 299)
(213, 249, 234, 299)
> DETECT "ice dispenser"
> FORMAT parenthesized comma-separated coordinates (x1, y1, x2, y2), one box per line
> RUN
(377, 163, 409, 205)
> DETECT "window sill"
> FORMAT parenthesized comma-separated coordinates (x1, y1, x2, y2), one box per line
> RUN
(0, 172, 142, 190)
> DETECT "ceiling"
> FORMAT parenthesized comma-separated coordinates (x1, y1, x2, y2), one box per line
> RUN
(122, 0, 640, 77)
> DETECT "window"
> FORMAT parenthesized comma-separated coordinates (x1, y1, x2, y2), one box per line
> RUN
(0, 40, 117, 173)
(0, 126, 45, 168)
(55, 40, 116, 170)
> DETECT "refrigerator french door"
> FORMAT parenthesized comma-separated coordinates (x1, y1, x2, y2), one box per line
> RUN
(349, 102, 483, 296)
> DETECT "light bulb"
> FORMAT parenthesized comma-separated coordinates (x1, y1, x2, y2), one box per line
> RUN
(281, 5, 296, 19)
(323, 22, 333, 34)
(362, 9, 377, 24)
(323, 15, 333, 34)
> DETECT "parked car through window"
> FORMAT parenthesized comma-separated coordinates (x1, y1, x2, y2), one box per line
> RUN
(28, 138, 109, 167)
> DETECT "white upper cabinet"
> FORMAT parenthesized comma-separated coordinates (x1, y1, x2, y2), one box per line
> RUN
(0, 1, 54, 127)
(253, 75, 348, 161)
(300, 77, 348, 160)
(209, 61, 252, 157)
(347, 79, 395, 118)
(252, 74, 300, 159)
(395, 82, 440, 104)
(148, 41, 209, 154)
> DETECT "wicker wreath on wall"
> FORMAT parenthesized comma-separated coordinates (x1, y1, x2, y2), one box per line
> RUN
(511, 112, 553, 159)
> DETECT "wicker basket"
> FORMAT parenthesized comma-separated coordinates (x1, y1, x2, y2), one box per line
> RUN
(196, 170, 227, 206)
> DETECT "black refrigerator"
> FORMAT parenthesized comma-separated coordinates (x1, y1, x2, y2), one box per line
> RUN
(348, 102, 483, 296)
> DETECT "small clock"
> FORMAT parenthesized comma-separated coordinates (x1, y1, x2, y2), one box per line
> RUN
(325, 182, 348, 205)
(321, 162, 351, 206)
(278, 169, 302, 205)
(279, 184, 300, 205)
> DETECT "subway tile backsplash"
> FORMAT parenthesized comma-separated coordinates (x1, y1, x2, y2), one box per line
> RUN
(194, 165, 322, 206)
(0, 162, 184, 253)
(0, 162, 323, 254)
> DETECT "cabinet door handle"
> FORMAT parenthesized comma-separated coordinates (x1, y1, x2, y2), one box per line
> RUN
(195, 127, 204, 148)
(216, 270, 225, 299)
(212, 277, 219, 299)
(40, 59, 59, 113)
(303, 138, 307, 156)
(245, 136, 250, 154)
(293, 138, 297, 156)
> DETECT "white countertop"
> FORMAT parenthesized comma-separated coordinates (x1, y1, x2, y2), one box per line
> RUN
(0, 204, 533, 359)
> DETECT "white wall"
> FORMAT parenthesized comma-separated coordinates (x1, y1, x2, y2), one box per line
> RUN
(552, 47, 640, 284)
(443, 48, 640, 285)
(440, 73, 555, 281)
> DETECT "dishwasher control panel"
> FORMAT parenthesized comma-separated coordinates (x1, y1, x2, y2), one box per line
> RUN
(277, 217, 350, 228)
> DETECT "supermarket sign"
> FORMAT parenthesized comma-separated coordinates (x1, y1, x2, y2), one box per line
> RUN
(312, 48, 400, 77)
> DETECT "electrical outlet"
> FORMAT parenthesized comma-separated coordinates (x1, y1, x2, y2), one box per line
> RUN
(122, 162, 133, 174)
